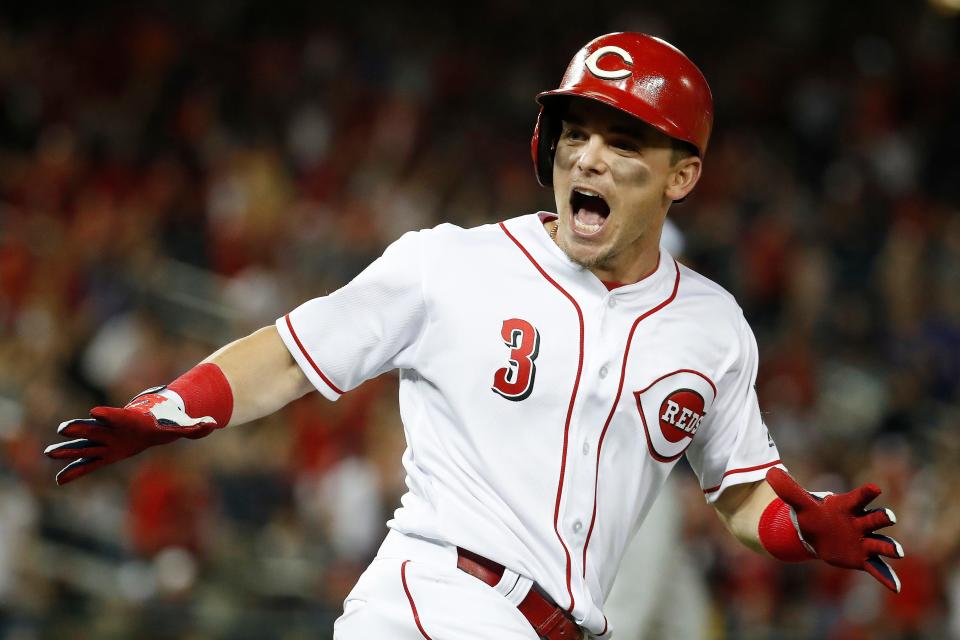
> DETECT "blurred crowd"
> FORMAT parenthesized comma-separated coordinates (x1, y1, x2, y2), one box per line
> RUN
(0, 2, 958, 639)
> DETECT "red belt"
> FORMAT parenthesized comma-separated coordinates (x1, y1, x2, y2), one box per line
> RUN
(456, 547, 583, 640)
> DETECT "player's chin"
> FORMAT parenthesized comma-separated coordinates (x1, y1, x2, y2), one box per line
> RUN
(560, 233, 611, 268)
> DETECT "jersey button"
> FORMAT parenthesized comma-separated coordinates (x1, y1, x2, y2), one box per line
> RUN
(599, 365, 608, 379)
(572, 520, 583, 533)
(607, 297, 617, 308)
(582, 441, 590, 455)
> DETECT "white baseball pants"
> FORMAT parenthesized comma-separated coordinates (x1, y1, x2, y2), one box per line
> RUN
(333, 530, 547, 639)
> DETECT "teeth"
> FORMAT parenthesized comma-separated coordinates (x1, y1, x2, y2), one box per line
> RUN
(573, 217, 602, 234)
(574, 187, 604, 200)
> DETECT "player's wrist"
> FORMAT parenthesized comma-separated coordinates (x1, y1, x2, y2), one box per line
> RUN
(757, 496, 816, 562)
(166, 362, 234, 427)
(127, 363, 234, 428)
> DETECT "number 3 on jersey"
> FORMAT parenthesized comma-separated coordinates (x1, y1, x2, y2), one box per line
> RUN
(492, 318, 540, 401)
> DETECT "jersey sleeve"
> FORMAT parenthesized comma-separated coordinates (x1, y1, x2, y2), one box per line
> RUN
(685, 314, 783, 503)
(276, 230, 428, 401)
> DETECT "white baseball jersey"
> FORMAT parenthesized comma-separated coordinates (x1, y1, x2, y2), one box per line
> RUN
(276, 212, 782, 637)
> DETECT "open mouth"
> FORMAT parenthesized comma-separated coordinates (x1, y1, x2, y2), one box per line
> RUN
(569, 187, 610, 236)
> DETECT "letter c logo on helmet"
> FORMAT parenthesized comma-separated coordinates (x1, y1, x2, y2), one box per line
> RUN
(585, 46, 634, 80)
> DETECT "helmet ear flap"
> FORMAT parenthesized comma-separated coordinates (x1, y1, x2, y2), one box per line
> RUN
(531, 102, 564, 187)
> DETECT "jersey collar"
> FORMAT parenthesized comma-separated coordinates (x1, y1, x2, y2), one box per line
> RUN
(518, 212, 675, 299)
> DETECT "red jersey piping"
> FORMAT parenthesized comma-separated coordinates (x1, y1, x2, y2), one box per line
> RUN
(702, 459, 783, 494)
(499, 220, 583, 614)
(582, 259, 681, 577)
(284, 314, 345, 395)
(401, 560, 434, 640)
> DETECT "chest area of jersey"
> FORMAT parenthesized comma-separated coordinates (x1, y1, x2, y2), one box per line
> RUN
(424, 279, 717, 457)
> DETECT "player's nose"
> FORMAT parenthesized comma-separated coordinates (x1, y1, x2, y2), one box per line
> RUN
(575, 134, 609, 176)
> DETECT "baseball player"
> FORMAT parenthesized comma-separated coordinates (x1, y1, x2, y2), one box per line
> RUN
(46, 33, 903, 639)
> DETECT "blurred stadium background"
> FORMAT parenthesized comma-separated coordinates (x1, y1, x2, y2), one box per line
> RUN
(1, 1, 959, 638)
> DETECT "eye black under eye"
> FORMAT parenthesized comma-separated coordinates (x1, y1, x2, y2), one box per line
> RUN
(612, 139, 640, 151)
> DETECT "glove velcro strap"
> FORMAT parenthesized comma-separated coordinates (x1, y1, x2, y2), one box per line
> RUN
(758, 497, 816, 563)
(166, 363, 234, 428)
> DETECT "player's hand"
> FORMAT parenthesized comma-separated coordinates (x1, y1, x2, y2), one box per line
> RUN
(44, 388, 219, 486)
(766, 467, 904, 593)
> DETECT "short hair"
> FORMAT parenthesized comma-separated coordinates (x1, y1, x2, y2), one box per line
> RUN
(671, 139, 698, 165)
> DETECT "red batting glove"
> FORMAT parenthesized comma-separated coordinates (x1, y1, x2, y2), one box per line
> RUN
(44, 387, 220, 486)
(764, 467, 904, 592)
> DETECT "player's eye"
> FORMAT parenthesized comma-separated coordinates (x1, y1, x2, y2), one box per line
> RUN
(611, 137, 641, 153)
(561, 125, 587, 142)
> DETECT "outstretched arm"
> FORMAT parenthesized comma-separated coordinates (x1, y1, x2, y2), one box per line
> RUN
(45, 325, 313, 485)
(714, 468, 904, 593)
(203, 325, 314, 426)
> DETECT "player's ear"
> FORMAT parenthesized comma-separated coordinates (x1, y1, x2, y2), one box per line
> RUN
(665, 155, 702, 202)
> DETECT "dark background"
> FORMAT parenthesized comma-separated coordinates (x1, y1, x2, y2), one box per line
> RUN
(1, 1, 958, 638)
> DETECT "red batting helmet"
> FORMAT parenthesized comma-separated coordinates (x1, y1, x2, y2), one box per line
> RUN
(531, 32, 714, 187)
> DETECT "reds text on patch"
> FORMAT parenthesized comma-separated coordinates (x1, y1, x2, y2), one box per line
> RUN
(658, 389, 705, 442)
(635, 369, 717, 462)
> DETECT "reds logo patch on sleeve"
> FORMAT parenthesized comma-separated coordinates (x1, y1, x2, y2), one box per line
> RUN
(634, 369, 717, 462)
